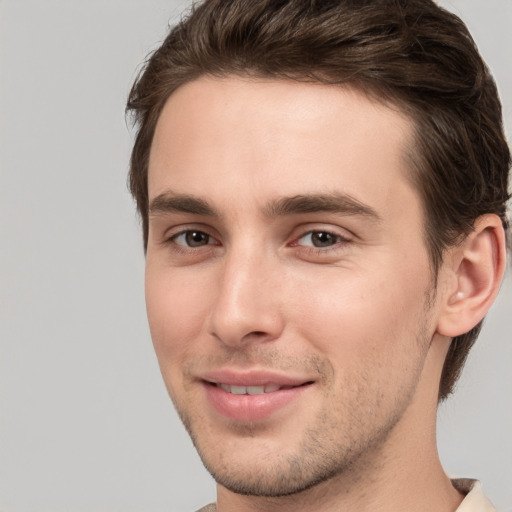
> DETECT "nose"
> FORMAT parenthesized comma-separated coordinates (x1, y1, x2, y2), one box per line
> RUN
(207, 249, 285, 348)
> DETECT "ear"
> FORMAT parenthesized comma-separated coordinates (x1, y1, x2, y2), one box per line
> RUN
(436, 214, 507, 338)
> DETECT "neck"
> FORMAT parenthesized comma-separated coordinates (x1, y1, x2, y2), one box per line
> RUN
(216, 337, 464, 512)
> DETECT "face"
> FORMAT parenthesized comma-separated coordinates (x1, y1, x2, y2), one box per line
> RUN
(145, 77, 440, 497)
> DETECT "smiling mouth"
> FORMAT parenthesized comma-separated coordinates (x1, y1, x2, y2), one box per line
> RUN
(206, 381, 313, 395)
(202, 377, 314, 421)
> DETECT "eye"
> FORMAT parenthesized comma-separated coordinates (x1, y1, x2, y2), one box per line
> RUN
(296, 231, 345, 248)
(172, 230, 215, 248)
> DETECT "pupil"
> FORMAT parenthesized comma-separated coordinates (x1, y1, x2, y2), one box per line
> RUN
(186, 231, 208, 246)
(312, 232, 334, 247)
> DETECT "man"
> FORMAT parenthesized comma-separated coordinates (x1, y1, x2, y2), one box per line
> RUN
(126, 1, 510, 511)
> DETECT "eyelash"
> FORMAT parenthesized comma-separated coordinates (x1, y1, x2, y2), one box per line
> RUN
(165, 228, 351, 257)
(291, 230, 350, 251)
(166, 229, 219, 255)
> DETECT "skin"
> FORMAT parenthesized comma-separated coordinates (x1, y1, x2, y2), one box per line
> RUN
(144, 77, 504, 512)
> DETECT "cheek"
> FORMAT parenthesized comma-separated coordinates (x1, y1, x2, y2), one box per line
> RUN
(145, 266, 212, 368)
(290, 268, 432, 420)
(288, 260, 431, 360)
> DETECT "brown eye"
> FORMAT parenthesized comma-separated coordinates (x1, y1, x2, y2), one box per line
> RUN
(174, 230, 212, 247)
(311, 232, 338, 247)
(298, 231, 343, 248)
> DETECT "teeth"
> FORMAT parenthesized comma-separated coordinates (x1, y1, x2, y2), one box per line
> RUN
(247, 386, 264, 395)
(217, 383, 283, 394)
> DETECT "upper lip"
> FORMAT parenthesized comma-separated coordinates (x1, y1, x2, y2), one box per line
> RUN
(200, 369, 314, 387)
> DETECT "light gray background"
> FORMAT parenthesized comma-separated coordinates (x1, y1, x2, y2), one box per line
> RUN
(0, 1, 510, 511)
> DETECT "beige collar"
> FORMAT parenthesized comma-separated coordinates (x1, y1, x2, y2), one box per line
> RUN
(452, 479, 496, 512)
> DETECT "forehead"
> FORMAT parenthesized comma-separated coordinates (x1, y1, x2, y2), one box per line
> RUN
(148, 76, 419, 224)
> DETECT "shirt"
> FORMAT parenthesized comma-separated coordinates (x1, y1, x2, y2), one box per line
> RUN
(195, 479, 496, 512)
(452, 479, 497, 512)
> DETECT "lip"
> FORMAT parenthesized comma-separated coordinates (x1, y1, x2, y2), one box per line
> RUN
(200, 369, 314, 422)
(202, 369, 312, 387)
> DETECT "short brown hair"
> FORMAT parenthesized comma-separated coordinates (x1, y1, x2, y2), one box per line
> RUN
(127, 0, 511, 400)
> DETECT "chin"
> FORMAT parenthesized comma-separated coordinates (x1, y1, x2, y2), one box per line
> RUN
(185, 417, 379, 499)
(201, 451, 344, 497)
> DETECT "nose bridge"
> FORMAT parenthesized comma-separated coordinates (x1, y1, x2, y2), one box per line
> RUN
(208, 240, 283, 347)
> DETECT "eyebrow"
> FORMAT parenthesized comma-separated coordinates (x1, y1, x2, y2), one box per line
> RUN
(148, 191, 381, 222)
(264, 193, 381, 222)
(149, 192, 219, 217)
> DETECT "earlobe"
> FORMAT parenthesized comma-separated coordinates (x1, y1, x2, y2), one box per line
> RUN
(436, 214, 507, 338)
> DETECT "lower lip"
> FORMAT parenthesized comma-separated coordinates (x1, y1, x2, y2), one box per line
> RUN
(203, 383, 311, 422)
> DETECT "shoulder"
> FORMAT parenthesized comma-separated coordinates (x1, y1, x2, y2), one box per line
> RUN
(195, 504, 217, 512)
(452, 479, 497, 512)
